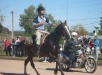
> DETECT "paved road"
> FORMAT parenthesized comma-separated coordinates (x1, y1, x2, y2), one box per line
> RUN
(0, 59, 102, 75)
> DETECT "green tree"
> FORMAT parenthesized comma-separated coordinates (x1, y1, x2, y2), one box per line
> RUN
(98, 17, 102, 35)
(0, 23, 3, 33)
(0, 23, 9, 34)
(100, 17, 102, 30)
(0, 15, 4, 24)
(70, 24, 88, 35)
(19, 5, 36, 36)
(0, 11, 9, 35)
(14, 31, 25, 36)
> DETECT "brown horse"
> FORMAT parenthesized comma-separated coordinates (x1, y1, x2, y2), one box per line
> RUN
(17, 21, 71, 75)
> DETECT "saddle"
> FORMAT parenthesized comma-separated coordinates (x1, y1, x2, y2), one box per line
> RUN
(24, 33, 49, 45)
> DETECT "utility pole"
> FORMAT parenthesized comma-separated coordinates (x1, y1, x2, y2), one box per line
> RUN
(11, 11, 14, 52)
(11, 11, 14, 40)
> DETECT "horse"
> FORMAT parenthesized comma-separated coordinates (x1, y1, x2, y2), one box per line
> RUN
(17, 20, 71, 75)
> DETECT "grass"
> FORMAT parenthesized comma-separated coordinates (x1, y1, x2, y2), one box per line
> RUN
(0, 50, 39, 61)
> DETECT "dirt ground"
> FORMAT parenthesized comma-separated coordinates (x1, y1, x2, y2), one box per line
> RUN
(0, 59, 102, 75)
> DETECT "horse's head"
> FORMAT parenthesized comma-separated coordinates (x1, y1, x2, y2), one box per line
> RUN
(55, 20, 71, 40)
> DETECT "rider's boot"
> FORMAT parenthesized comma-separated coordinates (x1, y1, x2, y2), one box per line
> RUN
(36, 44, 40, 56)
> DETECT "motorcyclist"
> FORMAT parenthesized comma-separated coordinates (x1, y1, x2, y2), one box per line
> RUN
(64, 32, 81, 67)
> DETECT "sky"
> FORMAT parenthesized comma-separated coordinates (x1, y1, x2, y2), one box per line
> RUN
(0, 0, 102, 32)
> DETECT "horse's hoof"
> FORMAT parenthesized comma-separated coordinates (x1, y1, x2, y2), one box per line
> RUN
(37, 73, 40, 75)
(24, 72, 28, 75)
(54, 70, 57, 74)
(62, 73, 64, 75)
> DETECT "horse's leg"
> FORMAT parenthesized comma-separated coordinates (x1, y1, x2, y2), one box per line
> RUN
(30, 58, 40, 75)
(24, 57, 30, 74)
(56, 54, 64, 75)
(49, 53, 59, 75)
(54, 61, 58, 75)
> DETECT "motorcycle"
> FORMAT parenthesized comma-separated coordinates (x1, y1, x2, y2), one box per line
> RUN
(60, 45, 97, 73)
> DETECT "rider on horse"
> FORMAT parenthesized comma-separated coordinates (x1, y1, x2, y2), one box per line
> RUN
(32, 6, 56, 55)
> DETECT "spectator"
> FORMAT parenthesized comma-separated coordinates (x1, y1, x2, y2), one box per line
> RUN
(82, 34, 88, 47)
(11, 39, 15, 53)
(13, 36, 20, 57)
(77, 35, 82, 44)
(4, 39, 11, 56)
(87, 37, 94, 54)
(94, 36, 99, 61)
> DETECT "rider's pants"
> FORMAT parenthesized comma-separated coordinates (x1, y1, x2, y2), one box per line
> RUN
(35, 30, 50, 45)
(69, 52, 75, 63)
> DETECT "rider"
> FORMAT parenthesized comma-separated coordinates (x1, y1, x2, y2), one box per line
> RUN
(32, 6, 56, 55)
(64, 32, 81, 67)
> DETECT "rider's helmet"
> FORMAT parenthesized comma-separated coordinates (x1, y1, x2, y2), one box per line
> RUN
(71, 32, 78, 37)
(37, 6, 45, 14)
(71, 32, 78, 41)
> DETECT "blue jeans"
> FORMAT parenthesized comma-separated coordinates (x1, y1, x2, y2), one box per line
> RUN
(5, 47, 11, 56)
(13, 45, 17, 56)
(94, 47, 98, 61)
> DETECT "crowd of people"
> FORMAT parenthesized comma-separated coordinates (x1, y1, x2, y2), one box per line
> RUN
(2, 33, 100, 63)
(2, 33, 101, 63)
(82, 34, 100, 61)
(3, 36, 26, 57)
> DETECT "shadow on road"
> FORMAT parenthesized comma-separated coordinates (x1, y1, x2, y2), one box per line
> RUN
(46, 68, 87, 73)
(46, 68, 59, 71)
(0, 72, 29, 75)
(65, 69, 86, 73)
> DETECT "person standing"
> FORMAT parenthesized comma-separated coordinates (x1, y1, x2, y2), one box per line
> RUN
(87, 37, 94, 54)
(13, 36, 20, 57)
(94, 36, 99, 61)
(4, 39, 11, 56)
(82, 34, 88, 47)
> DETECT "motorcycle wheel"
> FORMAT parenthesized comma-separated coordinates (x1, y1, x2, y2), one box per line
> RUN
(85, 58, 97, 73)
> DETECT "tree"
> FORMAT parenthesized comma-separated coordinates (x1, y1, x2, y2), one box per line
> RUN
(0, 11, 9, 35)
(100, 17, 102, 31)
(70, 24, 88, 35)
(0, 23, 3, 33)
(0, 15, 4, 23)
(0, 23, 9, 34)
(19, 5, 36, 36)
(0, 11, 4, 24)
(98, 17, 102, 35)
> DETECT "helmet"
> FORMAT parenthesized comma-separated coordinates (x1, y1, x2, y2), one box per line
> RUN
(71, 32, 78, 36)
(37, 6, 45, 14)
